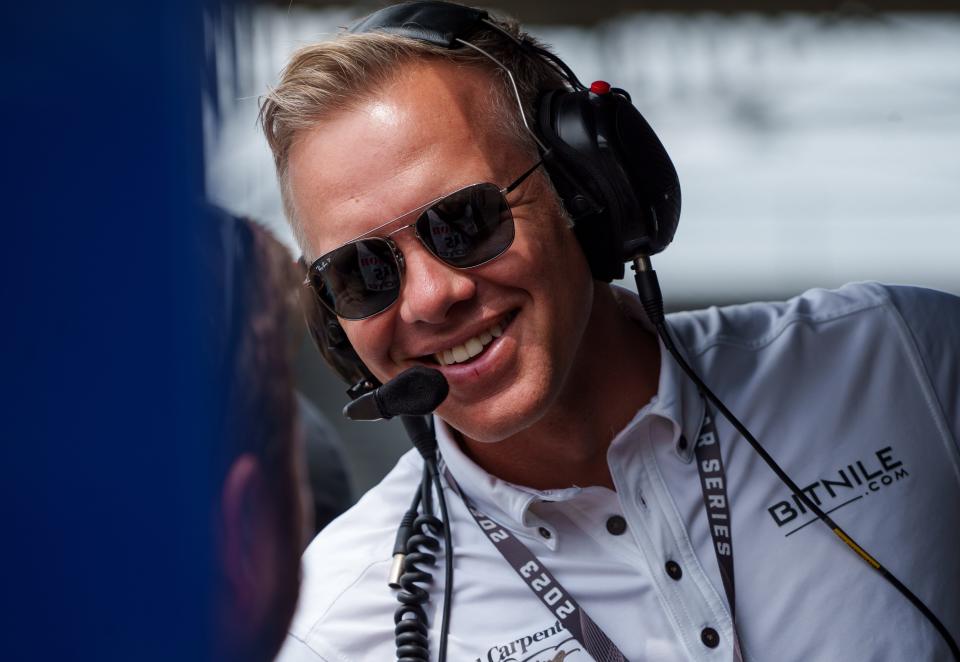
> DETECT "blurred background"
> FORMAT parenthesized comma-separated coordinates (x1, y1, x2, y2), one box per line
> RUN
(206, 0, 960, 498)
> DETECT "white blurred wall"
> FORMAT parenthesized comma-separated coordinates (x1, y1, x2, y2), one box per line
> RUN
(207, 7, 960, 303)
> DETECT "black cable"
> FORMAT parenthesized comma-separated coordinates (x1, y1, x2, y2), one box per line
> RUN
(420, 463, 434, 518)
(633, 258, 959, 660)
(430, 459, 454, 662)
(422, 415, 453, 662)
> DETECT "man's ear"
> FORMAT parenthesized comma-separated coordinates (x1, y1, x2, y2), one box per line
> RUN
(220, 453, 276, 622)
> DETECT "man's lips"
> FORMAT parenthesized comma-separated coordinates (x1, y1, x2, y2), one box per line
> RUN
(408, 310, 518, 366)
(433, 314, 514, 366)
(429, 313, 516, 387)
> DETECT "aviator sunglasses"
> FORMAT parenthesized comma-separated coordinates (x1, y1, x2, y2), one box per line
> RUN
(307, 159, 543, 320)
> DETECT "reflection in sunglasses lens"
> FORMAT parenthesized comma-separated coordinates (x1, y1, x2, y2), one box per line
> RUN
(418, 184, 514, 269)
(318, 238, 400, 319)
(314, 183, 517, 319)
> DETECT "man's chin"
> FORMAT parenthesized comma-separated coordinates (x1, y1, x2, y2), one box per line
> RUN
(439, 388, 552, 445)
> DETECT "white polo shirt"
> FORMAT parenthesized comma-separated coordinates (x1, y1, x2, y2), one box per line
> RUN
(278, 282, 960, 662)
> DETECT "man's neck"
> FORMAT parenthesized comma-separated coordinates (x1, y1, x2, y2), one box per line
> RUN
(458, 285, 660, 491)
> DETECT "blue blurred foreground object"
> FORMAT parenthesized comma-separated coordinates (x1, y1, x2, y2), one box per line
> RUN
(1, 1, 216, 661)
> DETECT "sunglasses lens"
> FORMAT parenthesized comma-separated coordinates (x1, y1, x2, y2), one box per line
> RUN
(417, 183, 515, 268)
(311, 183, 518, 319)
(310, 238, 400, 319)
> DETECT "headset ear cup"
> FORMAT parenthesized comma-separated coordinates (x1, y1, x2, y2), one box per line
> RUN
(298, 280, 380, 395)
(537, 89, 629, 281)
(535, 88, 681, 279)
(609, 97, 681, 256)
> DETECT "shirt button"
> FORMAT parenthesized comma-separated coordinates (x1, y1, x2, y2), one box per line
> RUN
(605, 515, 627, 535)
(665, 560, 682, 580)
(700, 627, 720, 648)
(538, 527, 552, 539)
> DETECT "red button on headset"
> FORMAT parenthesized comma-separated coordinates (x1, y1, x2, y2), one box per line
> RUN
(590, 80, 611, 95)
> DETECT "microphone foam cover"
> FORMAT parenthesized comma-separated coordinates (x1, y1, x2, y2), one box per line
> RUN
(377, 366, 449, 417)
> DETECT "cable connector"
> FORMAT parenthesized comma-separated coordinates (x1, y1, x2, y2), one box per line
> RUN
(388, 509, 417, 589)
(632, 256, 665, 325)
(401, 415, 438, 460)
(388, 553, 405, 590)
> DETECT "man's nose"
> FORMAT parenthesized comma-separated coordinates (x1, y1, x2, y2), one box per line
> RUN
(396, 238, 476, 325)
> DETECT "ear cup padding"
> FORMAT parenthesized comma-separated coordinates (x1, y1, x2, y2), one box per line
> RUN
(611, 101, 681, 256)
(536, 88, 682, 280)
(538, 89, 631, 281)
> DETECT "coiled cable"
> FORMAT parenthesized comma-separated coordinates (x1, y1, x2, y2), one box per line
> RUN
(394, 464, 442, 662)
(394, 515, 442, 660)
(392, 412, 453, 662)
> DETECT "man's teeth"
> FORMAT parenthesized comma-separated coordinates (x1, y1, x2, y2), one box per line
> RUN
(435, 320, 505, 366)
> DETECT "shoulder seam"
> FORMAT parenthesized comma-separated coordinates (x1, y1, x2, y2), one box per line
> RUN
(882, 292, 960, 480)
(303, 558, 392, 642)
(681, 293, 890, 359)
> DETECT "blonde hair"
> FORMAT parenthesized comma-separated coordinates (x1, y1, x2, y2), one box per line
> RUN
(258, 10, 567, 251)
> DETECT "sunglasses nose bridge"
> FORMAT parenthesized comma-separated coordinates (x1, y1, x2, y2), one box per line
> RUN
(387, 218, 433, 266)
(383, 215, 448, 272)
(411, 216, 440, 264)
(386, 236, 406, 278)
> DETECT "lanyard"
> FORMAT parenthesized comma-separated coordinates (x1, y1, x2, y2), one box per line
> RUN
(444, 405, 741, 662)
(689, 409, 743, 661)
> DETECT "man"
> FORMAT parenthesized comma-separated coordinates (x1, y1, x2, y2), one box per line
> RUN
(207, 209, 311, 662)
(260, 3, 960, 660)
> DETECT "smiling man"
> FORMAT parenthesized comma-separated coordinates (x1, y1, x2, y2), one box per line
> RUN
(284, 57, 656, 490)
(260, 3, 960, 661)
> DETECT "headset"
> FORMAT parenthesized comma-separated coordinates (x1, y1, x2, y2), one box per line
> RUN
(300, 0, 681, 401)
(296, 2, 958, 661)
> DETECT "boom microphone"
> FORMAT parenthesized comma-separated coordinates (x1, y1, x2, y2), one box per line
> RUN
(343, 366, 449, 421)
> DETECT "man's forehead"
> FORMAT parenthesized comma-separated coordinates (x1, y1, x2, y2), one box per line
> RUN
(293, 60, 510, 165)
(288, 60, 521, 253)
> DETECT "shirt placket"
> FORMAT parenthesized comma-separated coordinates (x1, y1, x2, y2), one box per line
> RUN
(610, 415, 737, 662)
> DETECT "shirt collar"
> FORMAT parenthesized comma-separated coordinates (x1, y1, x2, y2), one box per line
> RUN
(610, 286, 704, 461)
(435, 420, 575, 547)
(650, 332, 704, 463)
(435, 286, 705, 532)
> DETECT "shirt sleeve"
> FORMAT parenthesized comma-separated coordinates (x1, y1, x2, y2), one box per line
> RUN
(883, 284, 960, 452)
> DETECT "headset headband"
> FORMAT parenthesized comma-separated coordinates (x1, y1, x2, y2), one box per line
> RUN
(349, 1, 488, 48)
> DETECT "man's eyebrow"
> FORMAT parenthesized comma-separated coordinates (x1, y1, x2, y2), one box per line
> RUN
(353, 195, 437, 241)
(340, 180, 481, 245)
